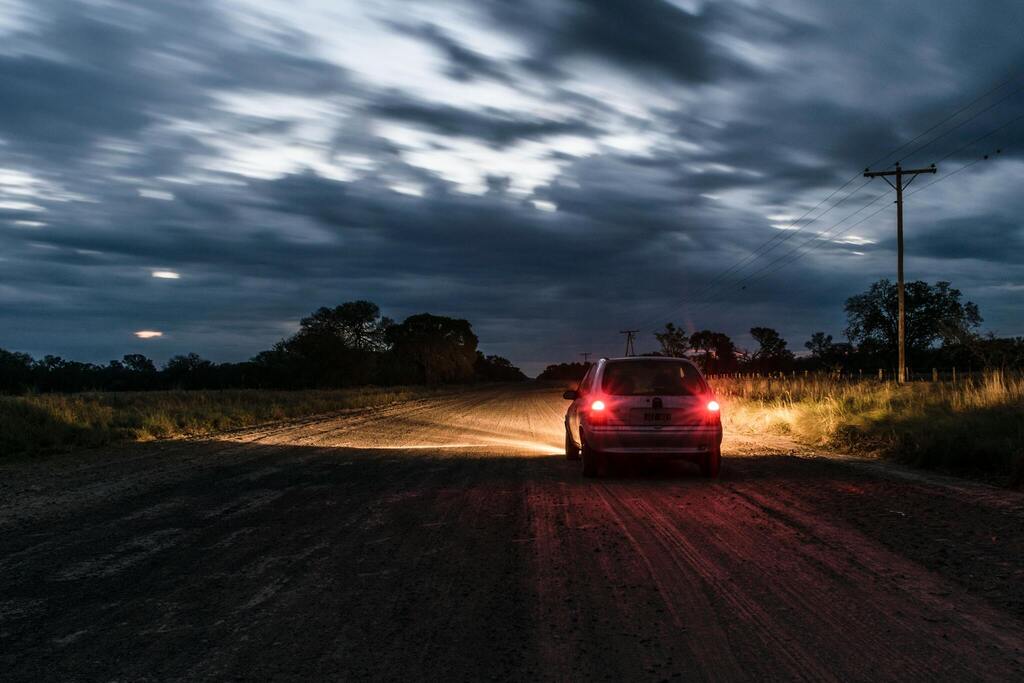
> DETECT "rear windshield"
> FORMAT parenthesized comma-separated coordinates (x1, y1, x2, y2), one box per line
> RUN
(600, 360, 706, 396)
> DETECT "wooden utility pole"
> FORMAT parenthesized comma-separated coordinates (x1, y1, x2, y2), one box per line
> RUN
(619, 330, 638, 357)
(580, 352, 592, 364)
(863, 163, 937, 384)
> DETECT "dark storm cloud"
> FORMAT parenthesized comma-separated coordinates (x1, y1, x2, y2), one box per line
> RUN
(385, 21, 514, 84)
(368, 94, 597, 146)
(0, 0, 349, 163)
(479, 0, 743, 82)
(902, 217, 1024, 264)
(2, 0, 1023, 371)
(0, 17, 163, 155)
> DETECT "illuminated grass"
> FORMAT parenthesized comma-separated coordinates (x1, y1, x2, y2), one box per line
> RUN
(712, 372, 1024, 484)
(0, 386, 451, 459)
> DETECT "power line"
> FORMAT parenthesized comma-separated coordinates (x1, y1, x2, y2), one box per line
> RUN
(873, 71, 1022, 169)
(674, 73, 1023, 306)
(638, 81, 1024, 331)
(522, 75, 1024, 362)
(740, 145, 1005, 290)
(637, 179, 873, 331)
(887, 80, 1024, 169)
(663, 190, 892, 325)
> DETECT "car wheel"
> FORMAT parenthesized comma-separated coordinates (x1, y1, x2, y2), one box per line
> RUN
(581, 441, 600, 478)
(565, 428, 580, 461)
(701, 447, 721, 479)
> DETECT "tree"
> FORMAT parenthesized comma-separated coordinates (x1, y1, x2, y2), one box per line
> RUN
(749, 327, 794, 370)
(164, 353, 216, 389)
(474, 353, 527, 382)
(536, 362, 590, 382)
(845, 279, 982, 363)
(689, 330, 737, 374)
(386, 313, 478, 384)
(804, 332, 835, 360)
(283, 301, 391, 386)
(654, 322, 689, 358)
(0, 348, 34, 393)
(122, 354, 157, 374)
(291, 301, 391, 351)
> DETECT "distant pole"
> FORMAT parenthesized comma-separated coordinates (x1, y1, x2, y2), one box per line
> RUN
(619, 330, 638, 357)
(580, 352, 591, 364)
(864, 162, 937, 384)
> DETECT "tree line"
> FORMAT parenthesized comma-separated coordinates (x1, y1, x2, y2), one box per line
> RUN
(0, 301, 526, 394)
(538, 279, 1024, 380)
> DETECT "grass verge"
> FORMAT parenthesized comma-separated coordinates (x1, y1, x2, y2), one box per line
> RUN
(712, 372, 1024, 486)
(0, 386, 453, 459)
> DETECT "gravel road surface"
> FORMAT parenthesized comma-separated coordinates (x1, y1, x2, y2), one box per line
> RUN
(2, 384, 1023, 681)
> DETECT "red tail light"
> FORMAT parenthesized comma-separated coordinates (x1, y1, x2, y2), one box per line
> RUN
(707, 400, 720, 412)
(585, 398, 607, 423)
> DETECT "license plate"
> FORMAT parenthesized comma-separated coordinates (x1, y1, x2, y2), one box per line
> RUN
(642, 411, 672, 424)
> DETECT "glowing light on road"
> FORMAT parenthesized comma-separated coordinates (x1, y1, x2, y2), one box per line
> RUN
(707, 400, 720, 412)
(134, 330, 163, 339)
(590, 400, 606, 411)
(151, 270, 180, 279)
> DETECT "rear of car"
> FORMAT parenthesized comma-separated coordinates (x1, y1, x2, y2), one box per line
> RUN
(563, 357, 722, 478)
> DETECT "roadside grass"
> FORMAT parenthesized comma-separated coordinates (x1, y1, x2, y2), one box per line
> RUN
(0, 386, 452, 459)
(711, 372, 1024, 485)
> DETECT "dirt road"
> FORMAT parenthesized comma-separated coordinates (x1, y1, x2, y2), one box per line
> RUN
(2, 384, 1023, 681)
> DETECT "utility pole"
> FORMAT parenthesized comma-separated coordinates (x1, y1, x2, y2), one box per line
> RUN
(580, 352, 591, 364)
(863, 162, 936, 384)
(619, 330, 638, 357)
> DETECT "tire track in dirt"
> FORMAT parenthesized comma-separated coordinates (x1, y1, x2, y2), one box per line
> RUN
(2, 383, 1023, 681)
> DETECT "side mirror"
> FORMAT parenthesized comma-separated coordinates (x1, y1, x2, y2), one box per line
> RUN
(562, 389, 579, 400)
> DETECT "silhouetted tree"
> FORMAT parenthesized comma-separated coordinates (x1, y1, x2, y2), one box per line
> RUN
(654, 322, 689, 358)
(474, 352, 527, 382)
(805, 332, 835, 360)
(536, 362, 590, 382)
(689, 330, 737, 374)
(283, 301, 391, 386)
(0, 348, 34, 394)
(386, 313, 478, 384)
(749, 327, 794, 372)
(845, 280, 981, 365)
(164, 353, 216, 390)
(122, 354, 157, 374)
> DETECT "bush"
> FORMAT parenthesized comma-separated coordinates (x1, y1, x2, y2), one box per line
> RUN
(711, 371, 1024, 485)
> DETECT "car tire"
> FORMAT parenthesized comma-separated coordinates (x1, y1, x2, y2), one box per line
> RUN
(565, 428, 580, 461)
(701, 447, 721, 479)
(581, 441, 600, 478)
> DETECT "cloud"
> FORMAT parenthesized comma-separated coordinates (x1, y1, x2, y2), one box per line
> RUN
(1, 0, 1023, 374)
(386, 21, 516, 84)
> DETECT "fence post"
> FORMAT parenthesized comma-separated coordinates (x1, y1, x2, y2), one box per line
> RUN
(952, 367, 957, 383)
(878, 368, 883, 381)
(932, 368, 938, 382)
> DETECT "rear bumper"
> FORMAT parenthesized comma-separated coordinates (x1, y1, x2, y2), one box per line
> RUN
(582, 424, 722, 456)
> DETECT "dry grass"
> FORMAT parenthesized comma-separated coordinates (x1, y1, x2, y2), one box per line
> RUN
(0, 386, 452, 459)
(711, 372, 1024, 484)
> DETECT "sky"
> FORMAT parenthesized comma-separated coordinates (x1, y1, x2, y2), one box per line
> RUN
(1, 0, 1022, 376)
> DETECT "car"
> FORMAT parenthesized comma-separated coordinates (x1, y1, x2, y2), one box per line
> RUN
(562, 357, 723, 478)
